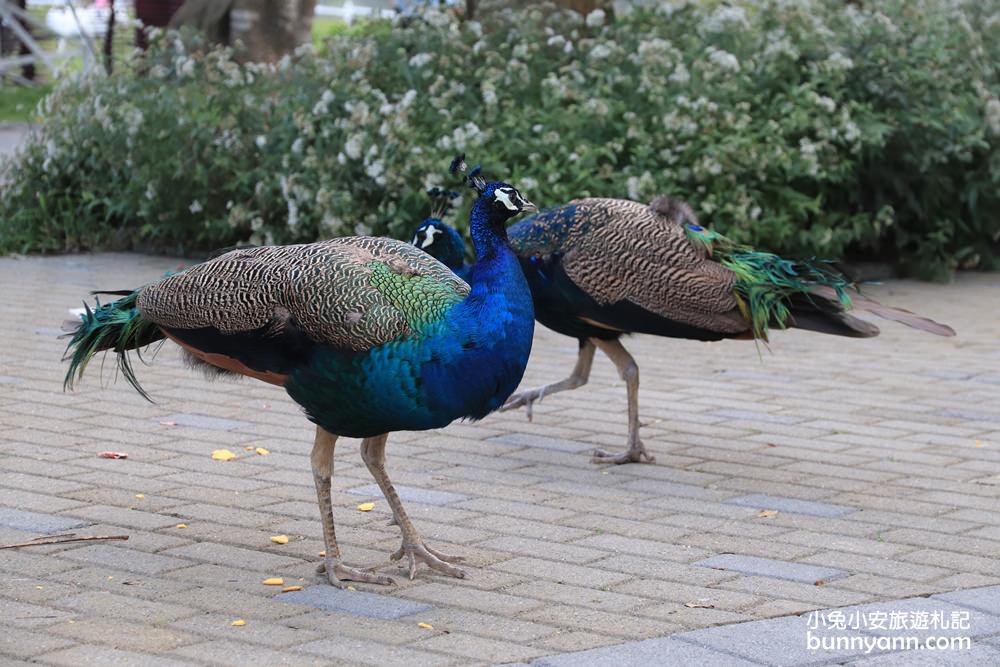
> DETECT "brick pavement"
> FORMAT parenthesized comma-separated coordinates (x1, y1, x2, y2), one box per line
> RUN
(0, 253, 998, 665)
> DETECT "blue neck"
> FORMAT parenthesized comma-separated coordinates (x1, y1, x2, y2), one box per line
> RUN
(468, 198, 509, 264)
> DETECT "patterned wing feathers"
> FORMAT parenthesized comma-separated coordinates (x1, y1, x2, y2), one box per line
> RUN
(553, 198, 746, 334)
(137, 237, 469, 351)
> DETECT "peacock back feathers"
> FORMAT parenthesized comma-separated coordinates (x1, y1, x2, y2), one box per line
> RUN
(138, 237, 470, 352)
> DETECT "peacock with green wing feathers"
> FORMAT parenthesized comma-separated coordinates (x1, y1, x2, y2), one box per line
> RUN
(412, 193, 955, 465)
(63, 155, 538, 586)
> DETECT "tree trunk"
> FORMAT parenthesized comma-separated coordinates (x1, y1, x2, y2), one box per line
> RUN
(552, 0, 605, 14)
(103, 3, 115, 74)
(229, 0, 316, 62)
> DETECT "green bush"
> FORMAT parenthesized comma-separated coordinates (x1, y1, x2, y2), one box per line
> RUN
(1, 0, 998, 279)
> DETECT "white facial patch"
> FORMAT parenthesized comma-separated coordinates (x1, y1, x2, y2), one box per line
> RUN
(420, 226, 442, 248)
(493, 188, 520, 211)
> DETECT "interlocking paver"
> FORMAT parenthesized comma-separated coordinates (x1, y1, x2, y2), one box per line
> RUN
(845, 644, 1000, 666)
(614, 579, 760, 611)
(723, 493, 856, 518)
(0, 624, 76, 660)
(346, 483, 469, 506)
(532, 636, 759, 666)
(49, 618, 195, 653)
(0, 507, 89, 533)
(168, 613, 324, 648)
(934, 585, 1000, 616)
(162, 541, 305, 571)
(3, 254, 1000, 664)
(417, 631, 549, 663)
(276, 586, 433, 619)
(2, 599, 76, 627)
(170, 640, 330, 666)
(506, 580, 648, 613)
(490, 433, 594, 453)
(55, 590, 200, 624)
(155, 413, 253, 431)
(694, 554, 847, 585)
(677, 614, 872, 665)
(57, 544, 194, 575)
(295, 637, 455, 667)
(493, 556, 631, 588)
(38, 645, 195, 667)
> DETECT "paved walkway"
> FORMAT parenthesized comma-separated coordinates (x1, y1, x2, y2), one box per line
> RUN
(1, 253, 999, 666)
(0, 124, 30, 161)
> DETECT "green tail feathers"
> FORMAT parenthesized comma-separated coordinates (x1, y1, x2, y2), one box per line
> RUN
(62, 289, 164, 400)
(685, 224, 853, 340)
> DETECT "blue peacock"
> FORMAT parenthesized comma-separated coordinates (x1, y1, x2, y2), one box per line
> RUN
(412, 194, 956, 464)
(63, 155, 537, 585)
(412, 187, 468, 281)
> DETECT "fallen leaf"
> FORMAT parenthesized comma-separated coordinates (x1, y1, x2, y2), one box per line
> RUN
(231, 619, 246, 626)
(319, 551, 326, 557)
(159, 421, 177, 426)
(418, 622, 434, 630)
(175, 523, 188, 529)
(135, 494, 145, 500)
(757, 509, 778, 518)
(281, 585, 303, 593)
(814, 579, 826, 587)
(684, 602, 715, 609)
(975, 439, 983, 448)
(346, 585, 356, 591)
(356, 502, 375, 512)
(244, 446, 254, 451)
(97, 451, 128, 459)
(270, 535, 289, 545)
(255, 447, 270, 456)
(262, 578, 284, 586)
(211, 449, 237, 461)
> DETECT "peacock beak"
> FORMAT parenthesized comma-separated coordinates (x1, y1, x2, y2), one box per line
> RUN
(521, 200, 538, 213)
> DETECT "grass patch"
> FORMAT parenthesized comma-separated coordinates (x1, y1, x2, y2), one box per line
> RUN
(0, 83, 52, 123)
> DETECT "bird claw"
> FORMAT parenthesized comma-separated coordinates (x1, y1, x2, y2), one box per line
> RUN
(389, 542, 466, 580)
(316, 558, 395, 587)
(501, 386, 547, 422)
(591, 440, 656, 465)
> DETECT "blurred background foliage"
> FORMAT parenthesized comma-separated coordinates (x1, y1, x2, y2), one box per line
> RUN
(1, 0, 998, 280)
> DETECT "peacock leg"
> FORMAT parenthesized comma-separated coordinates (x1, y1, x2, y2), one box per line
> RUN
(311, 426, 394, 587)
(360, 434, 466, 580)
(501, 338, 596, 421)
(590, 339, 656, 465)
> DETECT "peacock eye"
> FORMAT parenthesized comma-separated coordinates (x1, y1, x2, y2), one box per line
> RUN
(493, 188, 520, 212)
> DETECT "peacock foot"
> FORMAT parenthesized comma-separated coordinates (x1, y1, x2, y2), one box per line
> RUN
(316, 559, 395, 587)
(591, 439, 656, 465)
(500, 386, 549, 422)
(390, 542, 466, 580)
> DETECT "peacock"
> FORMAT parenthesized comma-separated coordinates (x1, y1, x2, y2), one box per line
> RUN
(412, 195, 956, 464)
(62, 155, 538, 585)
(412, 187, 468, 281)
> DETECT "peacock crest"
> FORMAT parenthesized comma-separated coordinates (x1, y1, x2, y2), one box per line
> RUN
(426, 187, 460, 220)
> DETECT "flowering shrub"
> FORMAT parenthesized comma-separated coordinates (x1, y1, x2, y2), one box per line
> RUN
(1, 0, 998, 279)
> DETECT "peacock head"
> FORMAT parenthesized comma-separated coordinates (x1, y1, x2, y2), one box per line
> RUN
(411, 187, 467, 271)
(449, 155, 537, 229)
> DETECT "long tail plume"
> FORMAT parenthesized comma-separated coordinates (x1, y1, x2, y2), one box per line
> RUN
(810, 286, 955, 337)
(62, 289, 164, 400)
(684, 223, 955, 339)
